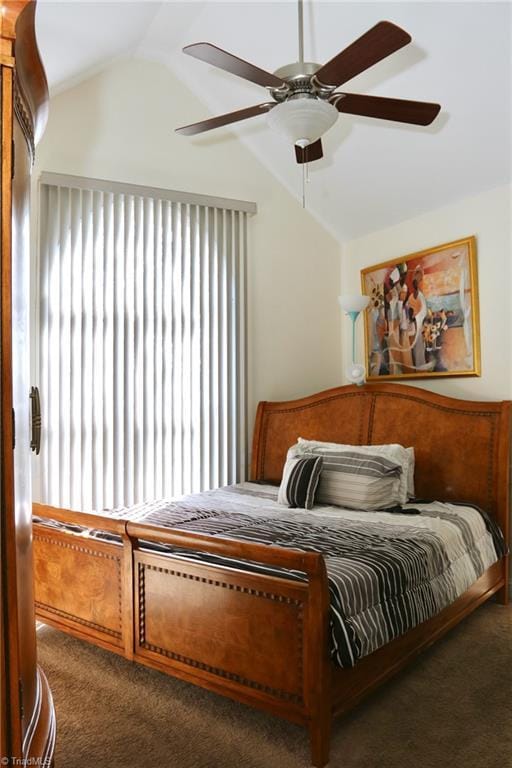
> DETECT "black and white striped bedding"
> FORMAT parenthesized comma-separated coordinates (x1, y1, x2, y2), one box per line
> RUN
(35, 483, 506, 668)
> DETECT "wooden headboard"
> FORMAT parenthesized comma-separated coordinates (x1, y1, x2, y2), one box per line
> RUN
(251, 383, 511, 542)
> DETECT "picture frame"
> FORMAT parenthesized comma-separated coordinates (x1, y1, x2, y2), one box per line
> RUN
(360, 236, 480, 381)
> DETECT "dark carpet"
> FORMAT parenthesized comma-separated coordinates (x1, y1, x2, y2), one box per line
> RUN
(37, 603, 512, 768)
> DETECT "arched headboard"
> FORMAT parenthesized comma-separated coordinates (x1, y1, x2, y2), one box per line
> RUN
(251, 383, 511, 541)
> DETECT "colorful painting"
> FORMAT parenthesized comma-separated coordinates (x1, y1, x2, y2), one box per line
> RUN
(361, 237, 480, 381)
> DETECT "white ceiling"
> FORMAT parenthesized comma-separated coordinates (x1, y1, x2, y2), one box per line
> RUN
(36, 1, 512, 242)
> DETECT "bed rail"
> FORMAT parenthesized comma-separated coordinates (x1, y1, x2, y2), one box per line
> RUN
(33, 502, 127, 535)
(126, 520, 324, 574)
(33, 503, 326, 576)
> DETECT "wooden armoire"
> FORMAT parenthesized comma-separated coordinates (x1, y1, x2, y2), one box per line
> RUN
(0, 1, 55, 763)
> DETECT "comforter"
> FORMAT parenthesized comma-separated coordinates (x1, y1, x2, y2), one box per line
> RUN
(36, 482, 506, 668)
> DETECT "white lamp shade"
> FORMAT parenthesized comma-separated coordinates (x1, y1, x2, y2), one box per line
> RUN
(267, 98, 338, 146)
(345, 362, 366, 385)
(338, 294, 370, 313)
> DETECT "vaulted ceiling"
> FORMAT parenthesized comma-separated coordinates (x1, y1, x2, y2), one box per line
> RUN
(36, 1, 511, 242)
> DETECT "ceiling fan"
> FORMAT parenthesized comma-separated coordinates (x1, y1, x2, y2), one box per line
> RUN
(175, 2, 441, 164)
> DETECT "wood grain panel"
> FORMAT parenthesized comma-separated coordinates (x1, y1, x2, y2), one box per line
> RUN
(369, 391, 501, 511)
(135, 552, 306, 701)
(251, 390, 372, 483)
(33, 530, 123, 642)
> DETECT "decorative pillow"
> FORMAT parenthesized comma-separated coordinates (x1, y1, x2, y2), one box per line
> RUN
(300, 447, 403, 511)
(296, 439, 415, 502)
(278, 456, 323, 510)
(404, 447, 415, 499)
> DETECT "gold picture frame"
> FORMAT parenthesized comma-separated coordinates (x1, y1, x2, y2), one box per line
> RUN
(360, 236, 480, 381)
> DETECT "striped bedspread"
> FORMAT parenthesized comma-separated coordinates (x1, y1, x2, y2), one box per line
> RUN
(36, 483, 506, 668)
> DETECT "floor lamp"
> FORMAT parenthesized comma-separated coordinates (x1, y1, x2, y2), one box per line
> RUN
(338, 294, 370, 385)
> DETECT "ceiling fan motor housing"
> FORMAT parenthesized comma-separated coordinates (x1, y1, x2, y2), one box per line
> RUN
(267, 61, 339, 147)
(270, 62, 335, 101)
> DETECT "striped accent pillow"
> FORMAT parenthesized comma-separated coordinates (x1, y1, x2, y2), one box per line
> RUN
(278, 456, 323, 510)
(303, 448, 403, 511)
(297, 439, 414, 502)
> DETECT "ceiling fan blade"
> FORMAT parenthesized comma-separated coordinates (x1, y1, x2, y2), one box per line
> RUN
(331, 93, 441, 125)
(175, 103, 275, 136)
(183, 42, 287, 89)
(295, 139, 323, 164)
(314, 21, 411, 88)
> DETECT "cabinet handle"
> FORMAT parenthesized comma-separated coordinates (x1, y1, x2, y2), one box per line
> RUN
(29, 386, 41, 455)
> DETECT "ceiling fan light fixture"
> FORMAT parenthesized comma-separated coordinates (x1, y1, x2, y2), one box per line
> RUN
(266, 97, 338, 148)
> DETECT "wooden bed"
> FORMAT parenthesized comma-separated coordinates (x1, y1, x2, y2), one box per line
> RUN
(32, 383, 510, 767)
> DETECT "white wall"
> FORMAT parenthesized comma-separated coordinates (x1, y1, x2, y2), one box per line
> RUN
(340, 184, 512, 401)
(33, 57, 342, 444)
(34, 57, 511, 442)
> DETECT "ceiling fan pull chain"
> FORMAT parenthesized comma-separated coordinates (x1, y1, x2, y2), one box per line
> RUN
(298, 0, 304, 65)
(302, 161, 306, 209)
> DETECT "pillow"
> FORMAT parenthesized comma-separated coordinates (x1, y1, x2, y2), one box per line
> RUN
(296, 439, 415, 502)
(404, 447, 415, 499)
(296, 445, 403, 511)
(278, 456, 323, 510)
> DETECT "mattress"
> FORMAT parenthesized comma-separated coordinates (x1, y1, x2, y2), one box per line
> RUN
(34, 482, 506, 668)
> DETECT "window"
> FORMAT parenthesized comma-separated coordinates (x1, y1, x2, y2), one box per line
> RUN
(36, 174, 253, 511)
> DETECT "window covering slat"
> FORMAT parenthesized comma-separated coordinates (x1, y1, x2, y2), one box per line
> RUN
(37, 179, 249, 512)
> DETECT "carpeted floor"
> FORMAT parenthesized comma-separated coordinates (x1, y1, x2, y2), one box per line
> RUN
(37, 603, 512, 768)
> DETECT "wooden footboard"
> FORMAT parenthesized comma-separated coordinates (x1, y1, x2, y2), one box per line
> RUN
(32, 506, 332, 767)
(128, 522, 332, 766)
(33, 506, 134, 658)
(134, 550, 308, 713)
(33, 528, 125, 652)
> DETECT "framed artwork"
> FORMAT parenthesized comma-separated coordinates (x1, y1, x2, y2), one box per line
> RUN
(361, 236, 480, 381)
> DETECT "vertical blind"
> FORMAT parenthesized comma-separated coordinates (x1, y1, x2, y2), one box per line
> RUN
(37, 174, 253, 512)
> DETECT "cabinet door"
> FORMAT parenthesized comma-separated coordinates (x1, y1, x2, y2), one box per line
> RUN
(0, 3, 53, 764)
(0, 60, 23, 762)
(11, 111, 38, 753)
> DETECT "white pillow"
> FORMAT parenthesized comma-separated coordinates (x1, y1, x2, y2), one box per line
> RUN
(288, 443, 403, 511)
(295, 439, 415, 503)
